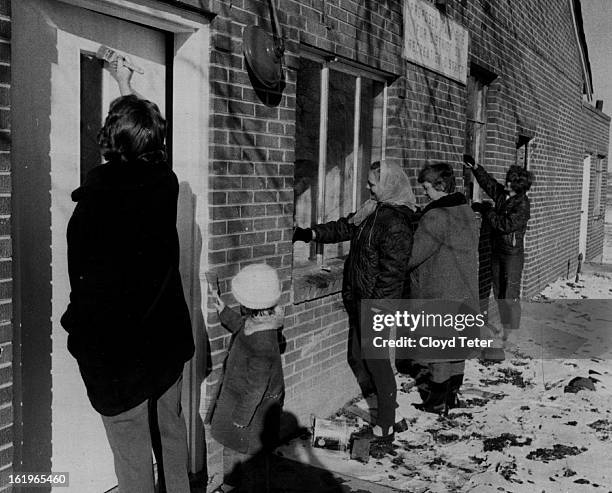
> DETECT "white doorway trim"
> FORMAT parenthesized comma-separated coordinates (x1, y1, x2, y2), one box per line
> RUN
(579, 155, 591, 258)
(56, 0, 212, 475)
(172, 27, 211, 474)
(57, 0, 211, 32)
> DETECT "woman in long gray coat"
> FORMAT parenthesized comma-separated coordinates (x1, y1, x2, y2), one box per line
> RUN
(399, 162, 479, 413)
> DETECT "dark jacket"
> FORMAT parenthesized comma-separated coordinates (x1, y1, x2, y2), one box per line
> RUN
(473, 165, 530, 255)
(312, 204, 417, 313)
(61, 154, 194, 416)
(206, 307, 284, 454)
(408, 193, 479, 308)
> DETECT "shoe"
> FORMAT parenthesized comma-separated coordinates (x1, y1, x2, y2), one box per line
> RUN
(413, 380, 450, 415)
(369, 433, 396, 458)
(212, 484, 236, 493)
(413, 401, 446, 414)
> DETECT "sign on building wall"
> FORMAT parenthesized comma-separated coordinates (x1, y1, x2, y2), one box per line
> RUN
(403, 0, 469, 84)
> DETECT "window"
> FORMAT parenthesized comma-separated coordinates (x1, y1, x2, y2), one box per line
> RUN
(516, 135, 531, 169)
(80, 52, 104, 184)
(593, 156, 604, 216)
(464, 66, 495, 202)
(293, 54, 386, 268)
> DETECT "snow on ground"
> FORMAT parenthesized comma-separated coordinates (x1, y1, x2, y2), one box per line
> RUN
(277, 266, 612, 492)
(539, 270, 612, 300)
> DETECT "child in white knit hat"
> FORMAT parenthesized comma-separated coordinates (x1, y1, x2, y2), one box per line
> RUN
(205, 263, 285, 493)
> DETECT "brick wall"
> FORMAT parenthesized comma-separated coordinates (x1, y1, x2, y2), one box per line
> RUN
(184, 0, 609, 479)
(461, 0, 585, 298)
(202, 0, 410, 474)
(0, 0, 9, 488)
(384, 0, 610, 298)
(440, 0, 608, 298)
(3, 0, 605, 487)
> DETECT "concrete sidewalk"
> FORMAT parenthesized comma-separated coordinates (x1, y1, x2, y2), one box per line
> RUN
(582, 260, 612, 273)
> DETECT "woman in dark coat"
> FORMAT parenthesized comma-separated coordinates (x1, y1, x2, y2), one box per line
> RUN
(465, 156, 533, 346)
(400, 162, 479, 413)
(293, 160, 418, 450)
(61, 92, 194, 492)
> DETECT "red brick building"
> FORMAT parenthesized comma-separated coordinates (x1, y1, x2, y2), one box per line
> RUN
(3, 0, 610, 490)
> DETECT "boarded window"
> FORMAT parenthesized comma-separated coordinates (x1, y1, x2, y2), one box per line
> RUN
(516, 135, 531, 169)
(464, 66, 495, 201)
(293, 56, 386, 267)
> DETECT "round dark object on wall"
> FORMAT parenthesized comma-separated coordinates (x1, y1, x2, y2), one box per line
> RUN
(243, 25, 282, 88)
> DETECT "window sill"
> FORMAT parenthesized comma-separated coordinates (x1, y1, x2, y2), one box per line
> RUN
(292, 258, 345, 304)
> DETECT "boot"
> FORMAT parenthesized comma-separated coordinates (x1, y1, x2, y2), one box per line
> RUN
(446, 374, 464, 410)
(368, 426, 395, 458)
(413, 380, 449, 415)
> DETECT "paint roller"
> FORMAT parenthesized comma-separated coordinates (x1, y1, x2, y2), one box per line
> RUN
(96, 45, 144, 74)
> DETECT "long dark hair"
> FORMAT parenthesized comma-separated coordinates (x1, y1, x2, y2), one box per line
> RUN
(98, 95, 166, 163)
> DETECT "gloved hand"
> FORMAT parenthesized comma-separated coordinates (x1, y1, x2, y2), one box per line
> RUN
(462, 154, 476, 169)
(471, 201, 492, 214)
(292, 227, 313, 243)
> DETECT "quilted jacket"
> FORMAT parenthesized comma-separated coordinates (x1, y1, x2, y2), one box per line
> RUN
(312, 203, 417, 314)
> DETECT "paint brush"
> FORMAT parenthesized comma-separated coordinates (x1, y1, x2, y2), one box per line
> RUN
(205, 271, 221, 297)
(96, 45, 145, 74)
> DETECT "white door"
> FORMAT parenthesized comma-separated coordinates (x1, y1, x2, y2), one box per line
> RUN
(14, 1, 167, 491)
(579, 155, 591, 258)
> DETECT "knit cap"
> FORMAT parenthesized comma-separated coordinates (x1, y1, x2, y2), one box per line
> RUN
(231, 263, 281, 309)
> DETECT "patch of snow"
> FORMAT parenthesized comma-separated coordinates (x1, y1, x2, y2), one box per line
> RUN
(278, 262, 612, 491)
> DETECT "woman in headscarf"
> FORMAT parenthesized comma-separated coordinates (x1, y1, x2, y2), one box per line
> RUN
(293, 160, 418, 453)
(399, 162, 479, 414)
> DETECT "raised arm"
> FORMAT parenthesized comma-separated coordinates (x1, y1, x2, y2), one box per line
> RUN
(109, 55, 144, 99)
(471, 165, 506, 203)
(217, 305, 245, 334)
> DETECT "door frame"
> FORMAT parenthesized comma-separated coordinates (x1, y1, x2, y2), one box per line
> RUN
(15, 0, 211, 476)
(579, 154, 591, 259)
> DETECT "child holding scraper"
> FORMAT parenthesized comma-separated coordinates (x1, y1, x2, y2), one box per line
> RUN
(205, 265, 286, 493)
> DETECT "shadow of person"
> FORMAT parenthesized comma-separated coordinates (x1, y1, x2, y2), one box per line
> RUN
(230, 410, 348, 493)
(177, 181, 212, 489)
(477, 215, 493, 326)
